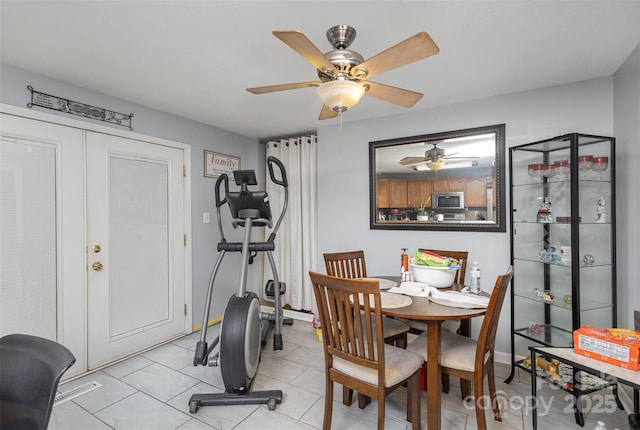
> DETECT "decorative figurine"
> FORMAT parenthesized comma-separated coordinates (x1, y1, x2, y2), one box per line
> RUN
(537, 247, 560, 263)
(541, 290, 555, 302)
(522, 356, 561, 383)
(537, 196, 553, 223)
(595, 194, 607, 223)
(528, 322, 543, 335)
(583, 254, 595, 266)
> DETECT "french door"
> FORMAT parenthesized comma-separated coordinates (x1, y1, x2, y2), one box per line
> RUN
(0, 110, 189, 374)
(86, 132, 187, 368)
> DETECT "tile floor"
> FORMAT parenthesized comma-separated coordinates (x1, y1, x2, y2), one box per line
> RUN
(50, 321, 632, 429)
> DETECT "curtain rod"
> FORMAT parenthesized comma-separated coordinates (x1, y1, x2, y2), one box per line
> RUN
(258, 130, 316, 145)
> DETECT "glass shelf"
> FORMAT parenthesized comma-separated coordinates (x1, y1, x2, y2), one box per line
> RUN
(513, 256, 612, 269)
(514, 291, 613, 312)
(515, 323, 573, 347)
(511, 177, 612, 187)
(512, 221, 611, 226)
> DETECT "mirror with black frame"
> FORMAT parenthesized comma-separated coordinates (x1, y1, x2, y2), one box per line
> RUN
(369, 124, 506, 232)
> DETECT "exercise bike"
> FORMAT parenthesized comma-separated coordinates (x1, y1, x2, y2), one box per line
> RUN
(189, 156, 292, 413)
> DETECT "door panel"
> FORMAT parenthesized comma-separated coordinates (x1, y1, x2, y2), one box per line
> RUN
(86, 132, 186, 368)
(0, 113, 86, 377)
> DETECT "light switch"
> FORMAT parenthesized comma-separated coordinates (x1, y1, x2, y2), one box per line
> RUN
(203, 212, 210, 224)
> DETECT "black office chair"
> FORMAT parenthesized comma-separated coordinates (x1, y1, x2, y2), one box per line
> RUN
(0, 333, 76, 430)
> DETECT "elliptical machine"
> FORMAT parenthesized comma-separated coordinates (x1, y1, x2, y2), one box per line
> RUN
(189, 156, 291, 413)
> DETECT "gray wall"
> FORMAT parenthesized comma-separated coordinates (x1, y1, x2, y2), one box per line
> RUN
(614, 43, 640, 333)
(316, 75, 624, 358)
(0, 63, 264, 325)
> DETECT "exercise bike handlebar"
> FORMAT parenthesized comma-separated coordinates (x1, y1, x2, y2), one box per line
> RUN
(214, 174, 229, 243)
(214, 174, 228, 208)
(266, 156, 288, 241)
(267, 156, 288, 188)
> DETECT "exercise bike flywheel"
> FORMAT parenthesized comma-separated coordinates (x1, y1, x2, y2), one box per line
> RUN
(219, 292, 261, 393)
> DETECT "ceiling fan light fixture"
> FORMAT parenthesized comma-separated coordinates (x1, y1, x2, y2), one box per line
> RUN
(316, 80, 365, 114)
(426, 160, 445, 171)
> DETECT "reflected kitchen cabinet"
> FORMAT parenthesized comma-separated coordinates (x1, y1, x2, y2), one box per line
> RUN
(389, 179, 407, 208)
(464, 177, 487, 207)
(433, 178, 448, 192)
(377, 179, 390, 208)
(449, 177, 465, 192)
(407, 180, 433, 207)
(433, 177, 464, 192)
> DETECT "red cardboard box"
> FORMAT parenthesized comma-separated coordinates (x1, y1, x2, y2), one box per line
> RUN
(573, 326, 640, 370)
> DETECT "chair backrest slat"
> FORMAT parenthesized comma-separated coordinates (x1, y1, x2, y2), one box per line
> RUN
(324, 250, 368, 279)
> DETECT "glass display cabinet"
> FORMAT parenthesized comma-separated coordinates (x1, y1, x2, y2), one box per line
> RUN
(505, 133, 617, 426)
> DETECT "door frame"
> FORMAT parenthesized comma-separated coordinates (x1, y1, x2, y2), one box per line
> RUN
(0, 103, 192, 376)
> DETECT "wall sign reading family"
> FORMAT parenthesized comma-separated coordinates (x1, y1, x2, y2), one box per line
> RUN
(204, 151, 241, 178)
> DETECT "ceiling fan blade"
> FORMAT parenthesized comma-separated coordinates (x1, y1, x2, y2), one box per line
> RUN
(247, 81, 321, 94)
(319, 105, 338, 120)
(365, 81, 424, 108)
(399, 156, 427, 166)
(356, 32, 439, 79)
(273, 30, 339, 76)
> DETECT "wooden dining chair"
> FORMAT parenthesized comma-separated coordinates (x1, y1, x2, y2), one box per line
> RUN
(308, 271, 422, 430)
(406, 266, 514, 430)
(323, 250, 410, 348)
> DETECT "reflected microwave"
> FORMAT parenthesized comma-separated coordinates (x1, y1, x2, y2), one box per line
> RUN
(431, 192, 465, 210)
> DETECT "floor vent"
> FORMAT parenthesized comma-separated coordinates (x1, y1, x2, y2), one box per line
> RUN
(54, 381, 102, 406)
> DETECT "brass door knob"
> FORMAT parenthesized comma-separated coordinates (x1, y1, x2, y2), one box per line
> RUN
(91, 262, 103, 271)
(92, 245, 101, 253)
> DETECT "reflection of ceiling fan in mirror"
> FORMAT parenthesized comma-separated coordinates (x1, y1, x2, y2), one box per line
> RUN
(246, 25, 439, 120)
(399, 142, 479, 171)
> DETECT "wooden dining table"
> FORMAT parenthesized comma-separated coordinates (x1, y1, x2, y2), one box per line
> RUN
(379, 279, 488, 430)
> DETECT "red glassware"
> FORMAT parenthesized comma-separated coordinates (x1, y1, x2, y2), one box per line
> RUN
(578, 155, 593, 179)
(553, 160, 570, 178)
(592, 156, 609, 179)
(528, 163, 544, 183)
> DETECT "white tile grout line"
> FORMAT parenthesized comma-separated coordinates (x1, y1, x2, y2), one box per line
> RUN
(54, 381, 102, 406)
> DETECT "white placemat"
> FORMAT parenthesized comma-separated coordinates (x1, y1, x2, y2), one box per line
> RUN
(358, 277, 397, 290)
(351, 292, 413, 309)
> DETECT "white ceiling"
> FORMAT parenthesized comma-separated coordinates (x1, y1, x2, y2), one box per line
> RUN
(1, 1, 639, 140)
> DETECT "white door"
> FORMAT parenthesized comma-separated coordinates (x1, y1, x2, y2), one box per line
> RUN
(86, 131, 187, 368)
(0, 113, 86, 377)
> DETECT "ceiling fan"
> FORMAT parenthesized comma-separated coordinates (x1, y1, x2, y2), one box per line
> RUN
(246, 25, 439, 120)
(400, 142, 478, 170)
